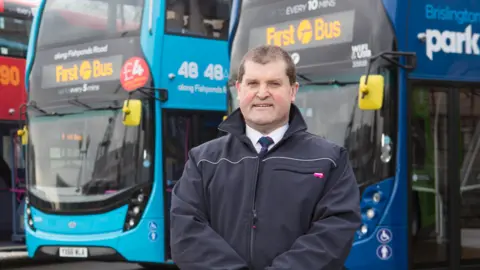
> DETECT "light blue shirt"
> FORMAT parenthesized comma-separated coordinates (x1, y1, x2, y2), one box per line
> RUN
(245, 124, 289, 153)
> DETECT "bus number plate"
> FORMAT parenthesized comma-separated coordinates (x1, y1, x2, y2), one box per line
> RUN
(58, 247, 88, 258)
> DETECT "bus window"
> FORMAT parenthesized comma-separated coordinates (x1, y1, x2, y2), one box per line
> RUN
(0, 15, 32, 58)
(37, 0, 143, 49)
(165, 0, 231, 39)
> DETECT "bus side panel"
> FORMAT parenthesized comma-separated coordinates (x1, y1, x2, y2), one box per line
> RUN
(136, 0, 168, 263)
(346, 227, 407, 269)
(160, 34, 229, 111)
(346, 178, 407, 269)
(345, 0, 411, 269)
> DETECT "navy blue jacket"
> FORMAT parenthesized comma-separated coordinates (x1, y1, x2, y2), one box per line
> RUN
(170, 104, 361, 270)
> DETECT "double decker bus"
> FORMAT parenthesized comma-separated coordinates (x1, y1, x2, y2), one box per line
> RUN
(0, 0, 38, 246)
(20, 0, 231, 267)
(229, 0, 480, 269)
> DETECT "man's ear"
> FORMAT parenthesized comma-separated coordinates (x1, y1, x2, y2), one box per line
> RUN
(290, 82, 299, 102)
(235, 80, 241, 100)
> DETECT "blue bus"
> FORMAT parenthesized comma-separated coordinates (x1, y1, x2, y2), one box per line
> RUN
(19, 0, 231, 267)
(229, 0, 480, 269)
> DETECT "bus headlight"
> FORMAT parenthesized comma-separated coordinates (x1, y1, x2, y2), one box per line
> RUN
(366, 208, 375, 219)
(372, 192, 381, 203)
(25, 197, 36, 231)
(360, 224, 368, 234)
(123, 186, 151, 232)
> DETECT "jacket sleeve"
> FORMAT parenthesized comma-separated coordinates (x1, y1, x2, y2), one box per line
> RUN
(266, 148, 361, 270)
(170, 150, 249, 270)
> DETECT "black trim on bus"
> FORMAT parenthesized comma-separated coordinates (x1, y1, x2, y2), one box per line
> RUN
(28, 182, 152, 216)
(406, 79, 413, 270)
(36, 31, 141, 52)
(447, 87, 461, 270)
(34, 245, 127, 262)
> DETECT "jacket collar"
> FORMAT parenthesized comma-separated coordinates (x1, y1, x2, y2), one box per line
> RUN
(218, 103, 308, 142)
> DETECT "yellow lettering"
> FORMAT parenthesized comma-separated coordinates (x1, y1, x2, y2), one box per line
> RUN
(0, 65, 20, 86)
(332, 21, 341, 37)
(285, 25, 295, 46)
(93, 60, 113, 78)
(315, 18, 325, 40)
(69, 65, 79, 81)
(56, 64, 79, 83)
(10, 66, 20, 86)
(266, 25, 297, 47)
(79, 61, 92, 81)
(55, 65, 64, 83)
(104, 63, 113, 76)
(266, 27, 279, 46)
(93, 60, 102, 77)
(264, 17, 343, 48)
(315, 18, 342, 40)
(55, 58, 114, 84)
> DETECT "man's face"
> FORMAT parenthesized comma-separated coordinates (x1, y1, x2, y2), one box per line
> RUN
(236, 59, 298, 132)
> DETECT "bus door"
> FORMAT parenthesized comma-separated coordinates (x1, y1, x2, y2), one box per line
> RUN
(162, 109, 225, 261)
(9, 130, 26, 242)
(0, 125, 15, 241)
(410, 85, 480, 269)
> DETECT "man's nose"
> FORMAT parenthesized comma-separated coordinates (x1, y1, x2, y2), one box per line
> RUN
(256, 85, 270, 98)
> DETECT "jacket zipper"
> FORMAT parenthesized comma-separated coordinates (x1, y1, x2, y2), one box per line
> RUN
(248, 157, 260, 267)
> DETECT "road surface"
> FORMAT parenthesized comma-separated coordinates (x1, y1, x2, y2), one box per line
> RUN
(7, 261, 178, 270)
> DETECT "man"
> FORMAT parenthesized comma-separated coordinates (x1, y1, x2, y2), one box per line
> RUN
(170, 45, 361, 270)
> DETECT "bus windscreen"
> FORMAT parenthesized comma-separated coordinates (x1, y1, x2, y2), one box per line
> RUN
(36, 0, 143, 49)
(0, 0, 37, 58)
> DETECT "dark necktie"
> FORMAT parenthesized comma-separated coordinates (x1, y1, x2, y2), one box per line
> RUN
(258, 136, 274, 155)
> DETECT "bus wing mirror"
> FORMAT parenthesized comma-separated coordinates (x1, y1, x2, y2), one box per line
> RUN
(122, 99, 142, 126)
(358, 75, 384, 110)
(17, 126, 28, 145)
(356, 51, 416, 111)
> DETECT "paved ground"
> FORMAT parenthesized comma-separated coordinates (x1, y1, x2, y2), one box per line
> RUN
(0, 250, 28, 260)
(0, 242, 177, 269)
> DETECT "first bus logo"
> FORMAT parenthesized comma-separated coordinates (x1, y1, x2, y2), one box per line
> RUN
(266, 17, 341, 47)
(55, 58, 113, 83)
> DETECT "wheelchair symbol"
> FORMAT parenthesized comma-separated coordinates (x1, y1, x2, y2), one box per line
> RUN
(376, 228, 392, 244)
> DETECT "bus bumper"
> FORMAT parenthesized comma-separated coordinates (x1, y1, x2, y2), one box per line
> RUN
(25, 207, 166, 264)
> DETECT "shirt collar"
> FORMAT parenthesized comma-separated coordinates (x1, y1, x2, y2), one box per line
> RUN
(245, 124, 289, 147)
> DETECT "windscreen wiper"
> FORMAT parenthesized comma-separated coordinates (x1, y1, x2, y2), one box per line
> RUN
(20, 100, 48, 115)
(301, 79, 358, 87)
(66, 96, 123, 112)
(296, 73, 312, 82)
(68, 96, 92, 109)
(129, 86, 168, 102)
(295, 73, 357, 86)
